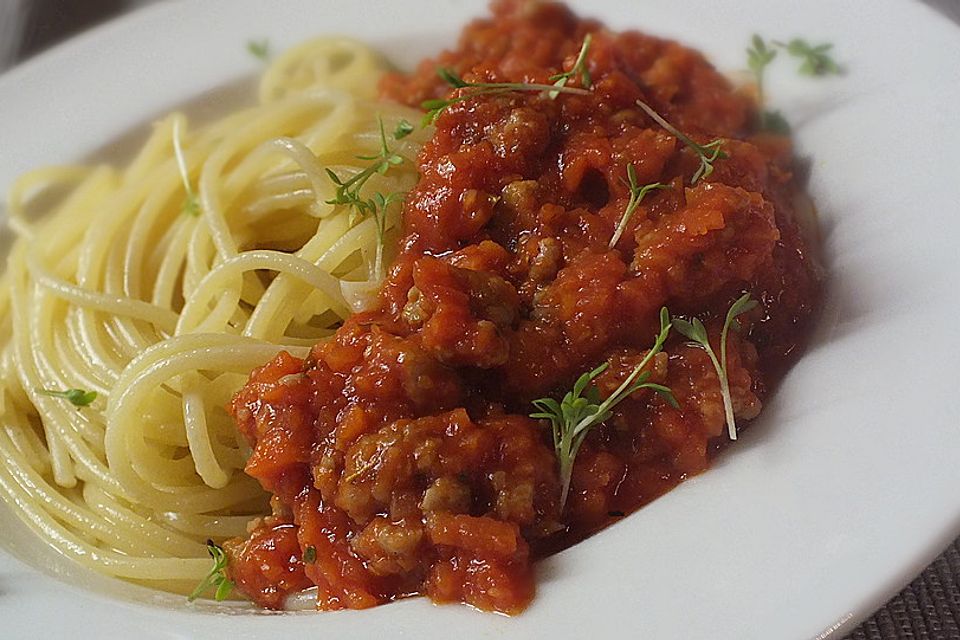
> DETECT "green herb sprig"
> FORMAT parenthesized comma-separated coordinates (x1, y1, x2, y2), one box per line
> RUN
(759, 110, 791, 135)
(188, 540, 234, 602)
(393, 119, 415, 140)
(172, 120, 200, 216)
(549, 34, 593, 98)
(303, 545, 317, 564)
(324, 117, 405, 276)
(672, 293, 758, 441)
(747, 34, 777, 101)
(531, 308, 678, 509)
(774, 38, 841, 76)
(38, 388, 97, 408)
(247, 39, 270, 61)
(746, 35, 790, 134)
(609, 164, 667, 249)
(635, 99, 726, 184)
(746, 34, 842, 133)
(421, 68, 592, 125)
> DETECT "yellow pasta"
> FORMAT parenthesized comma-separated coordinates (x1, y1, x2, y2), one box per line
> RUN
(0, 38, 426, 594)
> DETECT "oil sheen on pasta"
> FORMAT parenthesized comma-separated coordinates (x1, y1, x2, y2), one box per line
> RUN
(225, 0, 821, 614)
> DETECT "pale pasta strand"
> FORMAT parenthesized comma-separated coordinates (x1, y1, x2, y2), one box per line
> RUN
(0, 38, 429, 595)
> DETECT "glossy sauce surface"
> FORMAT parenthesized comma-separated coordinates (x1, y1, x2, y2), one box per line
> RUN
(226, 0, 820, 613)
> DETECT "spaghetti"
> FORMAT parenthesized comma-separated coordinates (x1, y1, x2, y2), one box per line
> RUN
(0, 37, 425, 595)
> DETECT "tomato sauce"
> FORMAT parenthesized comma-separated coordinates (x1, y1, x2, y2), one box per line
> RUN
(225, 0, 820, 613)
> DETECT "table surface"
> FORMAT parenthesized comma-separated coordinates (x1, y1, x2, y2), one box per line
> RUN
(1, 1, 958, 638)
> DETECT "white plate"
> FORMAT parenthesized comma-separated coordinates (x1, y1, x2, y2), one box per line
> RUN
(2, 1, 960, 638)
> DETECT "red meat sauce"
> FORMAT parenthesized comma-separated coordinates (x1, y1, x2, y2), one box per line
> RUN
(225, 0, 820, 614)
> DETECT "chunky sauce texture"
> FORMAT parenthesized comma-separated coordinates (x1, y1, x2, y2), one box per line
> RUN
(226, 0, 820, 613)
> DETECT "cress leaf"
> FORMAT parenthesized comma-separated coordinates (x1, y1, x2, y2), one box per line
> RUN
(530, 312, 678, 510)
(323, 116, 407, 277)
(671, 318, 695, 340)
(761, 110, 791, 134)
(247, 39, 270, 61)
(609, 163, 668, 248)
(393, 119, 414, 140)
(425, 68, 591, 123)
(39, 388, 98, 408)
(726, 292, 759, 321)
(636, 99, 725, 185)
(549, 34, 593, 98)
(777, 38, 842, 76)
(692, 318, 708, 341)
(188, 540, 234, 603)
(642, 383, 680, 409)
(438, 67, 468, 88)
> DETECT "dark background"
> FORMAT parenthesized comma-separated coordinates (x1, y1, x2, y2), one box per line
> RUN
(1, 1, 959, 638)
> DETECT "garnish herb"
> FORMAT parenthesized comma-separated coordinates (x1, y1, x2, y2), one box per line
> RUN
(608, 164, 667, 249)
(531, 308, 678, 509)
(635, 99, 726, 184)
(549, 33, 593, 98)
(747, 34, 841, 132)
(38, 388, 97, 408)
(672, 293, 758, 441)
(247, 39, 270, 61)
(393, 119, 415, 140)
(747, 34, 777, 104)
(324, 116, 405, 276)
(303, 546, 317, 564)
(774, 38, 841, 76)
(421, 68, 592, 125)
(172, 120, 200, 216)
(746, 35, 789, 133)
(760, 110, 791, 135)
(188, 540, 234, 602)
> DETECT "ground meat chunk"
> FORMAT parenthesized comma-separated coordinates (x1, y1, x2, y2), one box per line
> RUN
(333, 409, 557, 527)
(424, 513, 534, 614)
(404, 257, 520, 368)
(225, 519, 312, 610)
(351, 517, 426, 577)
(230, 409, 559, 613)
(229, 351, 314, 501)
(632, 183, 780, 302)
(420, 476, 473, 514)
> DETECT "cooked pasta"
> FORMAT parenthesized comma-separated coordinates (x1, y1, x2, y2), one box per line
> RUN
(0, 37, 426, 595)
